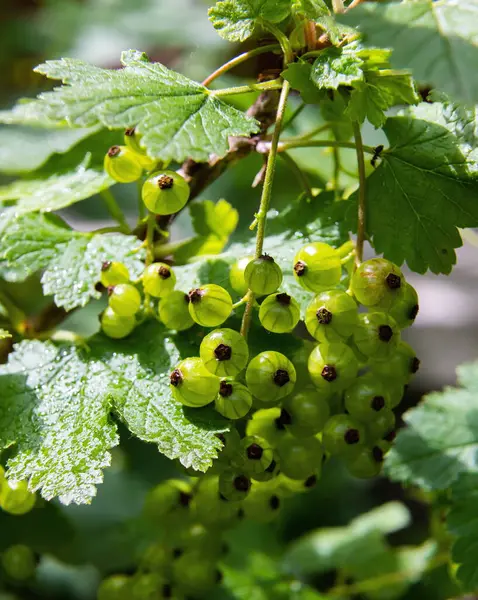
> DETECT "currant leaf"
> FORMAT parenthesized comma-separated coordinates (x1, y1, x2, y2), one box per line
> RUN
(385, 360, 478, 489)
(311, 46, 364, 90)
(1, 50, 259, 163)
(208, 0, 292, 42)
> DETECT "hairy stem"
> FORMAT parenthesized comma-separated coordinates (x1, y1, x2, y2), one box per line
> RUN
(145, 213, 156, 267)
(353, 121, 367, 265)
(241, 80, 291, 338)
(202, 44, 281, 87)
(100, 189, 130, 233)
(262, 21, 294, 63)
(213, 78, 283, 97)
(275, 139, 376, 154)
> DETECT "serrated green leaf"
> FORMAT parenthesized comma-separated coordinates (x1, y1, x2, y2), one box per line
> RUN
(0, 329, 11, 339)
(208, 0, 292, 42)
(341, 0, 478, 104)
(346, 71, 419, 128)
(4, 50, 258, 163)
(282, 63, 325, 104)
(0, 157, 113, 215)
(385, 361, 478, 489)
(0, 323, 229, 504)
(311, 46, 364, 90)
(0, 213, 144, 309)
(348, 115, 478, 274)
(190, 199, 239, 238)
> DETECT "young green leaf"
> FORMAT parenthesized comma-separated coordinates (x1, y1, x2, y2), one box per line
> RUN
(311, 46, 364, 90)
(0, 214, 144, 308)
(385, 361, 478, 489)
(208, 0, 292, 42)
(341, 0, 478, 104)
(348, 116, 478, 274)
(3, 50, 258, 163)
(0, 323, 229, 504)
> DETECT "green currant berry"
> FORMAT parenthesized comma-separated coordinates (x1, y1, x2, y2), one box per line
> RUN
(100, 261, 130, 287)
(1, 545, 36, 581)
(143, 479, 192, 524)
(365, 408, 396, 442)
(142, 171, 190, 215)
(370, 341, 419, 383)
(170, 357, 220, 407)
(353, 312, 401, 361)
(97, 575, 132, 600)
(243, 484, 281, 523)
(350, 258, 404, 308)
(142, 263, 176, 298)
(322, 414, 367, 456)
(293, 242, 342, 293)
(246, 408, 289, 447)
(104, 145, 143, 183)
(108, 283, 142, 317)
(139, 543, 172, 575)
(218, 470, 252, 502)
(305, 290, 358, 342)
(389, 282, 419, 329)
(245, 351, 296, 404)
(229, 256, 253, 296)
(0, 480, 36, 515)
(232, 435, 274, 475)
(188, 284, 233, 328)
(385, 378, 406, 409)
(277, 472, 320, 496)
(259, 292, 300, 334)
(101, 306, 136, 339)
(276, 435, 323, 480)
(345, 446, 384, 479)
(173, 551, 221, 596)
(124, 127, 157, 170)
(344, 374, 391, 422)
(251, 455, 281, 482)
(191, 476, 241, 527)
(200, 328, 249, 377)
(308, 342, 359, 395)
(158, 290, 194, 331)
(282, 387, 330, 437)
(176, 523, 225, 559)
(244, 255, 283, 296)
(215, 380, 252, 420)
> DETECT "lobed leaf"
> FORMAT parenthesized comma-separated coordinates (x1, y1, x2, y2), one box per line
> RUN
(311, 46, 364, 90)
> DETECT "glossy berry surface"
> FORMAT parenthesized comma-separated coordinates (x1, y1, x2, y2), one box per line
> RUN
(229, 255, 254, 296)
(123, 127, 157, 170)
(158, 290, 194, 331)
(244, 255, 283, 296)
(246, 408, 289, 447)
(142, 262, 176, 298)
(371, 340, 419, 383)
(1, 545, 36, 581)
(344, 374, 391, 421)
(259, 292, 300, 333)
(243, 485, 281, 523)
(350, 258, 404, 308)
(365, 407, 396, 442)
(293, 242, 342, 292)
(0, 480, 36, 515)
(232, 435, 274, 475)
(188, 284, 233, 327)
(170, 357, 220, 407)
(305, 289, 358, 342)
(143, 479, 192, 523)
(108, 283, 142, 317)
(142, 170, 190, 215)
(215, 380, 253, 419)
(104, 145, 143, 183)
(345, 446, 384, 479)
(200, 328, 249, 376)
(277, 435, 323, 480)
(389, 282, 419, 329)
(353, 312, 400, 361)
(246, 351, 296, 404)
(322, 414, 367, 456)
(218, 470, 251, 501)
(101, 306, 136, 339)
(308, 342, 359, 395)
(282, 388, 330, 437)
(100, 261, 130, 287)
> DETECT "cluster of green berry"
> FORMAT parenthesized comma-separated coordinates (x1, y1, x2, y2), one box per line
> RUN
(0, 466, 36, 516)
(1, 544, 37, 584)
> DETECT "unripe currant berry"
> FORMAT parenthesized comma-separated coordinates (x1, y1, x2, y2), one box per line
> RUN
(101, 306, 136, 339)
(244, 255, 283, 296)
(232, 435, 274, 475)
(293, 242, 342, 292)
(229, 256, 254, 296)
(353, 312, 400, 361)
(143, 479, 193, 523)
(170, 357, 220, 407)
(218, 470, 252, 501)
(0, 480, 36, 516)
(277, 472, 320, 496)
(245, 351, 296, 404)
(243, 484, 282, 522)
(188, 284, 233, 328)
(305, 290, 358, 342)
(100, 261, 130, 287)
(282, 387, 330, 437)
(344, 374, 391, 422)
(1, 545, 37, 581)
(104, 145, 143, 183)
(250, 455, 281, 482)
(108, 283, 142, 317)
(365, 408, 396, 442)
(246, 407, 288, 447)
(276, 435, 323, 480)
(259, 292, 300, 333)
(370, 340, 419, 383)
(142, 262, 176, 298)
(322, 414, 367, 456)
(350, 258, 404, 308)
(124, 128, 157, 170)
(142, 171, 190, 215)
(200, 328, 249, 376)
(158, 290, 194, 331)
(345, 446, 384, 479)
(97, 575, 132, 600)
(308, 342, 359, 395)
(215, 379, 253, 420)
(389, 281, 419, 329)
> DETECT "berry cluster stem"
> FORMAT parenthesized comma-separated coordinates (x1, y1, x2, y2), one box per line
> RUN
(241, 80, 291, 338)
(100, 189, 130, 234)
(353, 121, 367, 266)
